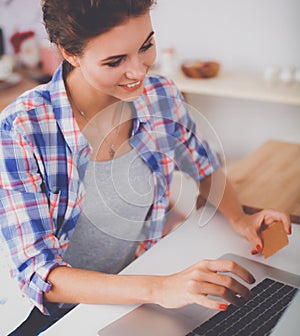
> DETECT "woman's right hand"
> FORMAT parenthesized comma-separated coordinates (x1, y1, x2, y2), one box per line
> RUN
(154, 259, 255, 311)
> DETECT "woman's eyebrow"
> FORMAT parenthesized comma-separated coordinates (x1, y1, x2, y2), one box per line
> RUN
(141, 31, 155, 46)
(101, 31, 155, 63)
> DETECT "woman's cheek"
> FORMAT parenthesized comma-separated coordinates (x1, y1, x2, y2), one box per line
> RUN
(147, 48, 157, 68)
(85, 67, 118, 90)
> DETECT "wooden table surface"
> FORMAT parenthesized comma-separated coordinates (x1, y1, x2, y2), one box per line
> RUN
(228, 140, 300, 224)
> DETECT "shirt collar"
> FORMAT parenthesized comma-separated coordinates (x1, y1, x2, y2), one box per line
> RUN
(48, 64, 90, 153)
(132, 96, 148, 124)
(48, 66, 153, 152)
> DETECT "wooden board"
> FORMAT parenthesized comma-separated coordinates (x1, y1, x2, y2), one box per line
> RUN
(227, 140, 300, 224)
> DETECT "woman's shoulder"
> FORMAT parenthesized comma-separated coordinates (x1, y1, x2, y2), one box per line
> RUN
(0, 65, 65, 132)
(0, 82, 54, 132)
(1, 83, 47, 114)
(144, 72, 181, 98)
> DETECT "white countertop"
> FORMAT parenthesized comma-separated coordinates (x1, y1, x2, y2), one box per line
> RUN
(44, 206, 300, 336)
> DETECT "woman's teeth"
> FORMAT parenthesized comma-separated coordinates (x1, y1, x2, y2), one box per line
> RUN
(125, 81, 140, 88)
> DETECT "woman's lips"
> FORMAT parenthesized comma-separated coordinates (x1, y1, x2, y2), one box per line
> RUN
(119, 80, 142, 92)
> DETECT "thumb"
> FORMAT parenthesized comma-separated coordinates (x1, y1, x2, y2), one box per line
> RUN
(248, 230, 263, 255)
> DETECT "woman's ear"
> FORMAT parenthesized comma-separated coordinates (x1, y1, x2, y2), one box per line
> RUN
(58, 45, 79, 68)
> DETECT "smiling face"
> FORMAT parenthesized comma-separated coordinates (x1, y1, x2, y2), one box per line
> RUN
(64, 12, 156, 106)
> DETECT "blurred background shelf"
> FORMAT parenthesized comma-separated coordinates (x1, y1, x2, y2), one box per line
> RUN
(156, 70, 300, 106)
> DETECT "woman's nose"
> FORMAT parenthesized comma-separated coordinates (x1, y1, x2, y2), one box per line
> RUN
(125, 56, 148, 79)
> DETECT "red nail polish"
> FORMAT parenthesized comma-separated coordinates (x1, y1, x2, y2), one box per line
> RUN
(219, 303, 228, 310)
(251, 249, 258, 255)
(256, 244, 262, 252)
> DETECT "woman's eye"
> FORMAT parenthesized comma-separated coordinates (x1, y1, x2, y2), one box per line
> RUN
(105, 58, 124, 68)
(140, 42, 154, 53)
(104, 41, 154, 67)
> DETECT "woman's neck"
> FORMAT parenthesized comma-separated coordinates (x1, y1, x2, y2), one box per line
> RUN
(65, 67, 119, 122)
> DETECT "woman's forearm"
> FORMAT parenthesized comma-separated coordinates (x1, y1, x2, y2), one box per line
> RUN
(45, 260, 255, 311)
(45, 266, 160, 305)
(199, 168, 245, 227)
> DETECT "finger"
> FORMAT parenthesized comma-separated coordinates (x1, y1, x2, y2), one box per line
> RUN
(248, 234, 263, 253)
(261, 209, 291, 234)
(202, 259, 256, 285)
(200, 271, 253, 302)
(238, 217, 264, 251)
(192, 281, 249, 307)
(251, 248, 258, 255)
(250, 210, 291, 250)
(264, 215, 276, 225)
(247, 233, 263, 254)
(249, 243, 263, 256)
(193, 293, 229, 311)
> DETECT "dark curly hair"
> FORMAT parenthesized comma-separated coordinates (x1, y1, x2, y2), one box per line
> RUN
(42, 0, 156, 70)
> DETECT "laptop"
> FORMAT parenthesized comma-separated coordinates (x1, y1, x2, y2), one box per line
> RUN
(97, 253, 300, 336)
(270, 288, 300, 336)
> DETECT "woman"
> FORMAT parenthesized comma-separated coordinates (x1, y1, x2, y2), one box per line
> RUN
(0, 0, 290, 334)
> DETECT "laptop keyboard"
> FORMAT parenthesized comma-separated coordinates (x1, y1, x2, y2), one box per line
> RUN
(186, 278, 298, 336)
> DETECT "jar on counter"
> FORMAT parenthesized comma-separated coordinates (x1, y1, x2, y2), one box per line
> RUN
(159, 47, 177, 77)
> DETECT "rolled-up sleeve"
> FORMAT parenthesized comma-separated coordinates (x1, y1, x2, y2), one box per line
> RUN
(0, 128, 69, 315)
(172, 88, 220, 180)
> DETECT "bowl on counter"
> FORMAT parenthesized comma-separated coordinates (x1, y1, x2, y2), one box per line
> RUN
(181, 60, 220, 79)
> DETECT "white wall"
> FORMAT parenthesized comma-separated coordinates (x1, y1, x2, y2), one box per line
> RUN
(4, 0, 298, 70)
(151, 0, 300, 72)
(151, 0, 300, 162)
(186, 95, 300, 163)
(1, 0, 299, 71)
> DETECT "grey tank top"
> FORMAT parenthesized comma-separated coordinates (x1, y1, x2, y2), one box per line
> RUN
(63, 148, 154, 274)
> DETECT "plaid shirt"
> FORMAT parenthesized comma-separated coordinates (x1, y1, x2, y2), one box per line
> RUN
(0, 64, 219, 315)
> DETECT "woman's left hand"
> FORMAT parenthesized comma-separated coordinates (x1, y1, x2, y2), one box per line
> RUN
(231, 209, 291, 255)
